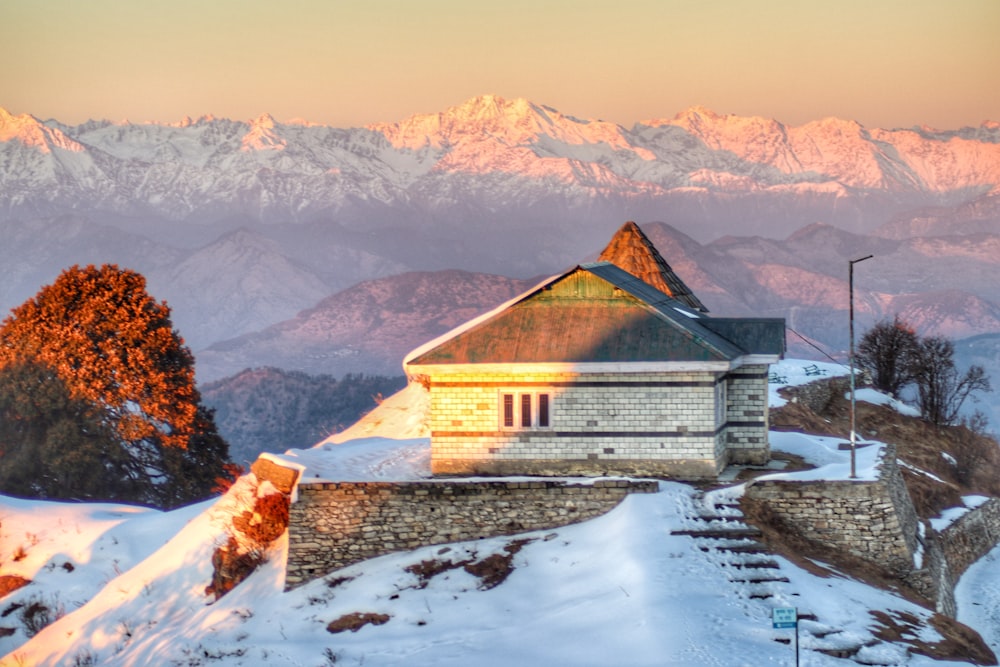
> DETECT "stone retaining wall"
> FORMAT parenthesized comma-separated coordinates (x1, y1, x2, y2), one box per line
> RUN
(781, 376, 849, 414)
(938, 498, 1000, 579)
(744, 443, 1000, 617)
(910, 498, 1000, 616)
(743, 443, 919, 577)
(283, 479, 658, 589)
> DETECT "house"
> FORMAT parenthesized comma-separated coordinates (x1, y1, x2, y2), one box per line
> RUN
(404, 222, 785, 479)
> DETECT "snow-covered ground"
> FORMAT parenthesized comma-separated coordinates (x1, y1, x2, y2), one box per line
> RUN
(0, 360, 997, 666)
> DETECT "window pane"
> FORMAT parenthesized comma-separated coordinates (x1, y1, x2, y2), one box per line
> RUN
(538, 393, 549, 427)
(521, 394, 532, 428)
(503, 394, 514, 427)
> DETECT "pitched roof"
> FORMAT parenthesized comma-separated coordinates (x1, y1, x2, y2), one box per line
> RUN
(597, 221, 708, 312)
(406, 263, 783, 367)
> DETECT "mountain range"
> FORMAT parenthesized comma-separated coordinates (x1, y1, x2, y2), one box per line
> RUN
(2, 95, 1000, 432)
(4, 96, 999, 234)
(3, 96, 1000, 338)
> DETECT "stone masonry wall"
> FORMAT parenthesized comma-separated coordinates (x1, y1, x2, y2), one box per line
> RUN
(284, 479, 658, 589)
(782, 376, 849, 414)
(743, 443, 919, 577)
(742, 442, 1000, 618)
(938, 498, 1000, 579)
(910, 498, 1000, 616)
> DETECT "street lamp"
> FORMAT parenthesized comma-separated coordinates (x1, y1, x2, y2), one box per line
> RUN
(849, 254, 873, 479)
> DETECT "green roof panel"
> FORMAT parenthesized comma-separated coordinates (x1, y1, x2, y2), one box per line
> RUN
(407, 264, 771, 366)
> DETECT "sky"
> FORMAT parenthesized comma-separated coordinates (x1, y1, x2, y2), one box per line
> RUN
(1, 0, 998, 129)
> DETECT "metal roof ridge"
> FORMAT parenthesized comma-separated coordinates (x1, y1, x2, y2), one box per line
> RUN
(579, 263, 745, 359)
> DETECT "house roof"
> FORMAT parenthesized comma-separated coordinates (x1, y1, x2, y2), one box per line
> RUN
(406, 263, 784, 367)
(597, 221, 708, 313)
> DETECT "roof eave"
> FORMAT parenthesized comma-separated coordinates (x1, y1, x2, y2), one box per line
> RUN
(406, 360, 740, 377)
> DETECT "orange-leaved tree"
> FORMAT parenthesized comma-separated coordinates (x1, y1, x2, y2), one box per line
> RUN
(0, 264, 233, 507)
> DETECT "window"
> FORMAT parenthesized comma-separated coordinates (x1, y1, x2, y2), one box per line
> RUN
(503, 394, 515, 428)
(500, 391, 551, 430)
(715, 379, 727, 427)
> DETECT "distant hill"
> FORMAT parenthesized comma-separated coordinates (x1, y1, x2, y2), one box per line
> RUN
(197, 223, 1000, 429)
(196, 270, 537, 382)
(201, 368, 406, 465)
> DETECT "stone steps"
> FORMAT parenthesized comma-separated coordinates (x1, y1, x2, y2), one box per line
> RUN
(672, 527, 762, 539)
(698, 541, 770, 555)
(679, 487, 885, 664)
(730, 575, 791, 584)
(682, 486, 933, 663)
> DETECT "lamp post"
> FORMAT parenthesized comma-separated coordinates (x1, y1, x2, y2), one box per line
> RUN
(849, 254, 873, 479)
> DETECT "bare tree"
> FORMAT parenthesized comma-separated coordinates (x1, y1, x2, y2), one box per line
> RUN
(856, 315, 920, 398)
(950, 411, 999, 488)
(911, 335, 991, 426)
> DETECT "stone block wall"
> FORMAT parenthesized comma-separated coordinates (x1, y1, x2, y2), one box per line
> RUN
(284, 478, 658, 589)
(427, 369, 751, 478)
(909, 498, 1000, 616)
(937, 498, 1000, 578)
(724, 366, 770, 464)
(742, 442, 1000, 618)
(743, 443, 919, 576)
(789, 376, 848, 413)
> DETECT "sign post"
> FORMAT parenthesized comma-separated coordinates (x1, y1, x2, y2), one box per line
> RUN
(772, 607, 799, 666)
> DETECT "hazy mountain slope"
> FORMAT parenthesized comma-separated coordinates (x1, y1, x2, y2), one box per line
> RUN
(195, 270, 537, 382)
(152, 228, 332, 347)
(876, 191, 1000, 239)
(0, 215, 184, 314)
(0, 219, 334, 350)
(197, 221, 1000, 380)
(201, 368, 406, 465)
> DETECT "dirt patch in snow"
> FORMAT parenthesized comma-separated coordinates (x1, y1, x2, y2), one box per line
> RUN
(870, 609, 997, 665)
(405, 539, 535, 591)
(326, 612, 391, 634)
(0, 575, 30, 599)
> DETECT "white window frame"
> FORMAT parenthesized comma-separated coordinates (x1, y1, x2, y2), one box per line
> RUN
(499, 390, 552, 430)
(715, 378, 727, 427)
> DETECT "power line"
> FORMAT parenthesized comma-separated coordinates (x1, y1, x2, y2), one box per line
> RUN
(785, 325, 849, 370)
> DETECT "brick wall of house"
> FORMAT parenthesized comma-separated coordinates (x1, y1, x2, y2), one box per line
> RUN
(724, 366, 770, 464)
(426, 370, 725, 478)
(283, 479, 658, 589)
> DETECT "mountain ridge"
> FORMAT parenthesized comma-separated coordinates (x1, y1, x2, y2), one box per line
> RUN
(3, 96, 999, 232)
(195, 221, 1000, 381)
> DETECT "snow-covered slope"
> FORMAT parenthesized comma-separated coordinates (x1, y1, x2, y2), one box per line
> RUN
(2, 362, 998, 666)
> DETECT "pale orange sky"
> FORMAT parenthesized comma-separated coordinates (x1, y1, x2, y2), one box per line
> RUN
(1, 0, 997, 129)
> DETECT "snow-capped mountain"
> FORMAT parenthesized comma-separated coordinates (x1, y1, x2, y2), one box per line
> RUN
(3, 96, 1000, 372)
(3, 96, 999, 238)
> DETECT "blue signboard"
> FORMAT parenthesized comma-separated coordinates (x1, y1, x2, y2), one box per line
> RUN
(772, 607, 797, 629)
